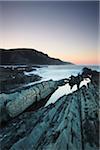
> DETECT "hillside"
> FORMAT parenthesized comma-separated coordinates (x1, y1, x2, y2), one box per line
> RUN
(0, 48, 73, 65)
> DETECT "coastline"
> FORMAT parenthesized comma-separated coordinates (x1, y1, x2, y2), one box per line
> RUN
(0, 67, 99, 150)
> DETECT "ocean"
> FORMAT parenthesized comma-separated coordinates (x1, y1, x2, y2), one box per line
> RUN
(24, 64, 100, 81)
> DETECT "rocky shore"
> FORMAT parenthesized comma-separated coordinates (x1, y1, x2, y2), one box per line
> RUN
(0, 66, 41, 93)
(0, 80, 59, 124)
(0, 68, 99, 150)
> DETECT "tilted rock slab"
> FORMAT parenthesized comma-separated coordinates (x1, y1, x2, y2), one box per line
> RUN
(0, 82, 99, 150)
(0, 80, 57, 122)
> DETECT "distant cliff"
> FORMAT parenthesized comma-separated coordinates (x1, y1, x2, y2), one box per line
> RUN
(0, 48, 73, 65)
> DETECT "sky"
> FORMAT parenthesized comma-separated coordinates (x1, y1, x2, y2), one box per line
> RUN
(0, 1, 99, 64)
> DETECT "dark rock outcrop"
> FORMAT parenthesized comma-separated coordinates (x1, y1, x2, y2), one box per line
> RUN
(69, 74, 83, 90)
(67, 68, 99, 91)
(0, 66, 41, 93)
(0, 74, 99, 150)
(0, 48, 73, 65)
(82, 67, 99, 86)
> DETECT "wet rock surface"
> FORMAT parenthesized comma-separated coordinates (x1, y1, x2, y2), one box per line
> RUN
(0, 66, 41, 93)
(0, 69, 99, 150)
(0, 80, 58, 124)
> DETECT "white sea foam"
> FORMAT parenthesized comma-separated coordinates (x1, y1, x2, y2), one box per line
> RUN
(23, 65, 100, 81)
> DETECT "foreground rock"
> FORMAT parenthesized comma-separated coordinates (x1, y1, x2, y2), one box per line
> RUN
(0, 80, 58, 124)
(0, 75, 99, 150)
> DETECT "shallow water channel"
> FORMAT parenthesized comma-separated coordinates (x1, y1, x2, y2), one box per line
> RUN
(45, 78, 90, 106)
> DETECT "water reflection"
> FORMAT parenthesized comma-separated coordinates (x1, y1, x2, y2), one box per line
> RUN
(45, 78, 90, 106)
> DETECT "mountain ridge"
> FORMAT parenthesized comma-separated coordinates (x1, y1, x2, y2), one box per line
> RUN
(0, 48, 74, 65)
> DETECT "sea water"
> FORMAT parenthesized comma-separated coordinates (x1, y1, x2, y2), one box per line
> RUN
(24, 64, 99, 106)
(24, 64, 100, 81)
(1, 65, 99, 105)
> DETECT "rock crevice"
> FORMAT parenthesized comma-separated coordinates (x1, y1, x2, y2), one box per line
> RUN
(0, 68, 99, 150)
(0, 80, 99, 150)
(0, 80, 58, 123)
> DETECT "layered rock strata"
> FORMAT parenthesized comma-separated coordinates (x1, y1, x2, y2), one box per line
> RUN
(0, 80, 99, 150)
(0, 80, 57, 123)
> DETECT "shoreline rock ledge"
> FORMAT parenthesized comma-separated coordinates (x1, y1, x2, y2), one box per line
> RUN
(0, 73, 99, 150)
(0, 80, 58, 123)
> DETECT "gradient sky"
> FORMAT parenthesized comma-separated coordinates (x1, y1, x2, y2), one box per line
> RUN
(0, 1, 99, 64)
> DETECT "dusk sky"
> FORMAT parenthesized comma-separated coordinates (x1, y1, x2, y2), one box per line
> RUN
(0, 1, 99, 64)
